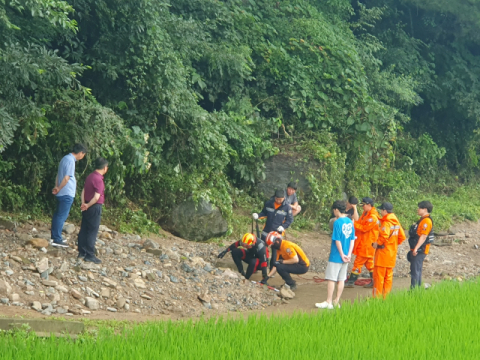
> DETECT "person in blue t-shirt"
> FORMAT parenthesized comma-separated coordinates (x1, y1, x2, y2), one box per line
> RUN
(51, 144, 87, 247)
(315, 200, 356, 310)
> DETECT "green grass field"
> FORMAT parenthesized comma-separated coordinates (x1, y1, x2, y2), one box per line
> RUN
(1, 280, 479, 359)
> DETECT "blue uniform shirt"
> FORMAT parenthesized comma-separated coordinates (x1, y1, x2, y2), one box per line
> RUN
(329, 217, 355, 263)
(56, 153, 77, 198)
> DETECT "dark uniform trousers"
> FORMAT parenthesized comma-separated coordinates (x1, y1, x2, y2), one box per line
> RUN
(78, 204, 102, 258)
(231, 248, 261, 279)
(276, 263, 308, 286)
(410, 252, 426, 288)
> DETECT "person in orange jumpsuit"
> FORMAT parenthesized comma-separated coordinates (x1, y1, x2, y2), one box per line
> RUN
(345, 197, 379, 288)
(372, 202, 406, 298)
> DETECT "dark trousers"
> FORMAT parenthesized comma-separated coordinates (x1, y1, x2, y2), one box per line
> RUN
(410, 252, 426, 289)
(78, 204, 102, 258)
(51, 195, 74, 242)
(276, 263, 309, 286)
(231, 248, 260, 279)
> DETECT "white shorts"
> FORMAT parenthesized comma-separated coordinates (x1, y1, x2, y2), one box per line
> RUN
(325, 262, 348, 282)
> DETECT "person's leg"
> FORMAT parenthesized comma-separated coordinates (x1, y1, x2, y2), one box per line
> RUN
(410, 254, 423, 288)
(364, 257, 375, 288)
(245, 258, 259, 279)
(326, 280, 335, 304)
(384, 267, 394, 298)
(275, 263, 308, 286)
(335, 280, 345, 304)
(231, 248, 246, 274)
(418, 253, 426, 286)
(51, 195, 74, 242)
(84, 205, 102, 259)
(373, 266, 385, 298)
(346, 255, 366, 287)
(334, 262, 348, 304)
(77, 211, 87, 257)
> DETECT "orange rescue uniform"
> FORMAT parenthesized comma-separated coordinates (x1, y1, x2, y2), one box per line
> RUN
(352, 207, 379, 274)
(373, 213, 406, 298)
(276, 240, 310, 267)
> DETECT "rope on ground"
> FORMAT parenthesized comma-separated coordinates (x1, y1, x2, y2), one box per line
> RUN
(354, 278, 372, 286)
(297, 275, 327, 284)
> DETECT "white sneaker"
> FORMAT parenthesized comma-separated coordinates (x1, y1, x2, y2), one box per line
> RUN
(333, 301, 341, 309)
(315, 301, 334, 310)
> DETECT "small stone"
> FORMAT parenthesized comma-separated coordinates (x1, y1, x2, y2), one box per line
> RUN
(140, 294, 152, 300)
(42, 280, 58, 287)
(63, 223, 76, 235)
(87, 271, 95, 280)
(35, 258, 49, 273)
(25, 291, 35, 296)
(116, 297, 126, 309)
(474, 244, 479, 250)
(11, 256, 22, 263)
(103, 278, 117, 288)
(0, 298, 9, 304)
(124, 304, 130, 311)
(142, 239, 159, 250)
(5, 270, 13, 276)
(101, 288, 110, 298)
(85, 297, 99, 310)
(40, 271, 49, 280)
(114, 249, 123, 255)
(9, 293, 19, 302)
(78, 275, 88, 282)
(56, 286, 69, 293)
(169, 275, 179, 283)
(107, 307, 117, 312)
(279, 287, 295, 300)
(181, 262, 193, 273)
(31, 301, 42, 311)
(81, 309, 91, 315)
(146, 273, 156, 281)
(99, 225, 112, 233)
(70, 289, 83, 300)
(133, 278, 146, 289)
(41, 310, 52, 316)
(156, 271, 163, 278)
(146, 249, 162, 256)
(56, 307, 68, 314)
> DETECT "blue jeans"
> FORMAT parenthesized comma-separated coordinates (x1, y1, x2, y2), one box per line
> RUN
(51, 195, 74, 242)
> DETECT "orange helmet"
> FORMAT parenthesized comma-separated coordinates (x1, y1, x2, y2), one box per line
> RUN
(266, 231, 282, 246)
(241, 233, 257, 247)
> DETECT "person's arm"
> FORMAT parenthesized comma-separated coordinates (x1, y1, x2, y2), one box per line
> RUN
(354, 216, 378, 232)
(413, 234, 427, 256)
(282, 205, 294, 229)
(335, 240, 348, 262)
(375, 224, 391, 248)
(52, 175, 70, 194)
(83, 192, 100, 210)
(397, 226, 406, 245)
(352, 206, 359, 221)
(347, 238, 355, 260)
(282, 255, 299, 264)
(257, 204, 268, 218)
(291, 202, 299, 211)
(259, 248, 269, 279)
(267, 267, 277, 277)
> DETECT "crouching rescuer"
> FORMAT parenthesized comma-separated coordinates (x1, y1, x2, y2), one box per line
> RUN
(217, 233, 269, 283)
(264, 232, 309, 290)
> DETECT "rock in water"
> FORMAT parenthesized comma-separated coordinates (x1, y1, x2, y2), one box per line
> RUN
(166, 199, 228, 241)
(27, 238, 49, 249)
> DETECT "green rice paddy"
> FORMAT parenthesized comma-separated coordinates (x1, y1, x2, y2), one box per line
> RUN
(1, 280, 479, 359)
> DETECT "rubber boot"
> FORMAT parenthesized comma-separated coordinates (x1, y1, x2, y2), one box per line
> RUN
(363, 272, 374, 288)
(345, 273, 358, 288)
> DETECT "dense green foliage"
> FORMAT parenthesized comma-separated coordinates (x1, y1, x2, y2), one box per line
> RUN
(1, 0, 480, 229)
(1, 279, 479, 359)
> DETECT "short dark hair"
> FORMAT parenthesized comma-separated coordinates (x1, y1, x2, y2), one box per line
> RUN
(332, 200, 347, 214)
(418, 200, 433, 213)
(348, 196, 358, 205)
(94, 157, 109, 170)
(72, 143, 87, 154)
(287, 182, 298, 190)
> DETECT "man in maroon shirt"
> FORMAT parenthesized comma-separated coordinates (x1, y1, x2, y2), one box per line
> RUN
(77, 157, 108, 263)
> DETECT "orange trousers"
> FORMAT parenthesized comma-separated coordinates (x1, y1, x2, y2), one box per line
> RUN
(351, 255, 374, 274)
(373, 266, 393, 298)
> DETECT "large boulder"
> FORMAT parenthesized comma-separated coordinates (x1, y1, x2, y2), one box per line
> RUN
(256, 153, 315, 199)
(167, 199, 228, 241)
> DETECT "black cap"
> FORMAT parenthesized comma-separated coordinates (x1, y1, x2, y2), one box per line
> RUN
(378, 202, 393, 211)
(274, 189, 285, 198)
(348, 196, 358, 205)
(360, 197, 374, 206)
(287, 182, 297, 190)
